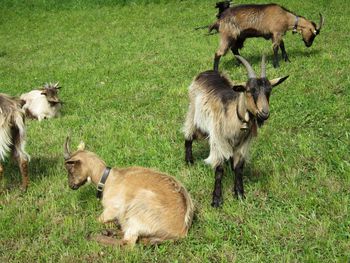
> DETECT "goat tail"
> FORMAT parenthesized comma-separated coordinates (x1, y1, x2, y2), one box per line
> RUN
(179, 183, 194, 231)
(194, 24, 210, 30)
(194, 21, 220, 35)
(209, 22, 219, 33)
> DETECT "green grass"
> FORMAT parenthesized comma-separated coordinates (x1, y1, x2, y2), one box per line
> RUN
(0, 0, 349, 262)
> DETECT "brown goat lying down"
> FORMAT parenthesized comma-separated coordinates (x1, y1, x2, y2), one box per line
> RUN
(0, 93, 29, 190)
(63, 137, 194, 248)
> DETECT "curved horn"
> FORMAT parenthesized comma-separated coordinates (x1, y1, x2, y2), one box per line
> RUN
(316, 13, 324, 32)
(235, 55, 256, 79)
(260, 55, 266, 78)
(64, 136, 71, 160)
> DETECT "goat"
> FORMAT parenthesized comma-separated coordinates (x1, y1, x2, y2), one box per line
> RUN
(183, 55, 288, 207)
(63, 137, 194, 248)
(0, 93, 29, 190)
(20, 82, 62, 121)
(211, 3, 324, 69)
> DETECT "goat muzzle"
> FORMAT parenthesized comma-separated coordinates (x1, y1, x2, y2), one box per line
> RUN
(257, 110, 270, 121)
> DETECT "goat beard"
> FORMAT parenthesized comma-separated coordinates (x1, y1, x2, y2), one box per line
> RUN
(86, 176, 92, 185)
(257, 117, 265, 127)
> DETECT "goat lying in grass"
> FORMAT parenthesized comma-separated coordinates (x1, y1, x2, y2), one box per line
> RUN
(183, 55, 288, 207)
(63, 137, 194, 248)
(21, 83, 62, 121)
(0, 93, 29, 190)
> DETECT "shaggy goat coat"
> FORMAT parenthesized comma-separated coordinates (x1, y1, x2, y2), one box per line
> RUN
(0, 93, 30, 189)
(184, 71, 253, 168)
(21, 89, 61, 121)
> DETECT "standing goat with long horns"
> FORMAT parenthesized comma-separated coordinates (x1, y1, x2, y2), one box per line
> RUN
(183, 55, 288, 207)
(210, 3, 324, 70)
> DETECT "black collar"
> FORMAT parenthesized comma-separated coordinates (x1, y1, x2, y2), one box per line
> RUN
(96, 167, 112, 199)
(292, 16, 299, 33)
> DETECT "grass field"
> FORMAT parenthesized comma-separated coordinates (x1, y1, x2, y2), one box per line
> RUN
(0, 0, 349, 262)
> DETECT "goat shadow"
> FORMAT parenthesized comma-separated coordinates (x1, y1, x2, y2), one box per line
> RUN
(189, 141, 271, 192)
(1, 155, 60, 191)
(221, 49, 321, 69)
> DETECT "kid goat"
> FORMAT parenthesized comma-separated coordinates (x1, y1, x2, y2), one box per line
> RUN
(183, 55, 288, 207)
(21, 83, 62, 121)
(210, 3, 324, 69)
(63, 137, 194, 247)
(0, 94, 29, 190)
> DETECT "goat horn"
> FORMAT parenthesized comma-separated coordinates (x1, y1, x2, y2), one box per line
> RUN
(316, 13, 324, 32)
(261, 55, 266, 78)
(64, 136, 71, 160)
(235, 55, 256, 79)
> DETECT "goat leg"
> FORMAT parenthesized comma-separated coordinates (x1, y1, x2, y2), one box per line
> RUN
(185, 139, 194, 164)
(232, 159, 245, 199)
(213, 53, 221, 71)
(272, 44, 280, 68)
(18, 158, 29, 191)
(98, 208, 118, 224)
(214, 37, 231, 71)
(280, 40, 290, 62)
(231, 39, 244, 65)
(211, 165, 224, 207)
(231, 47, 242, 66)
(0, 163, 3, 188)
(0, 163, 3, 178)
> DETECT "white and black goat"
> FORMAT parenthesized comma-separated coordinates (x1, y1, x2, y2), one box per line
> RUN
(210, 3, 324, 69)
(0, 93, 29, 190)
(183, 55, 288, 207)
(21, 82, 62, 121)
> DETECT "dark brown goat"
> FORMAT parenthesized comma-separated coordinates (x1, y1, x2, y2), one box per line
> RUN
(0, 94, 29, 190)
(211, 3, 324, 69)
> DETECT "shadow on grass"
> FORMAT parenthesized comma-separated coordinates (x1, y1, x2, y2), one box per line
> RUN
(189, 139, 271, 194)
(221, 48, 322, 70)
(1, 155, 60, 190)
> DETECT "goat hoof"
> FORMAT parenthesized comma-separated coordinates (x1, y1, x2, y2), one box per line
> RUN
(234, 191, 245, 200)
(273, 63, 280, 68)
(20, 184, 28, 192)
(185, 156, 194, 165)
(233, 188, 245, 200)
(102, 229, 114, 237)
(211, 197, 223, 208)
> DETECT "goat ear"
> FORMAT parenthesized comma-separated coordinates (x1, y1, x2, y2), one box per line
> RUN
(65, 159, 81, 165)
(19, 99, 26, 107)
(270, 76, 289, 88)
(77, 142, 85, 151)
(232, 83, 246, 92)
